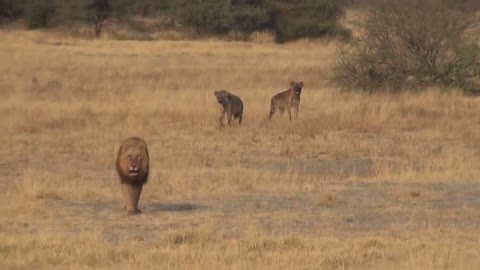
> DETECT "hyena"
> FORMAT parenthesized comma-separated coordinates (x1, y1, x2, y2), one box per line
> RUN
(269, 81, 304, 121)
(214, 90, 244, 126)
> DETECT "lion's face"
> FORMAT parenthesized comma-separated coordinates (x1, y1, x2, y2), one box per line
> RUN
(124, 150, 143, 177)
(214, 90, 229, 104)
(117, 139, 149, 183)
(120, 147, 147, 176)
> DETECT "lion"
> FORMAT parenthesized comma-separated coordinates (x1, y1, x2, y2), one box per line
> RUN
(115, 136, 150, 215)
(214, 89, 244, 126)
(269, 81, 304, 121)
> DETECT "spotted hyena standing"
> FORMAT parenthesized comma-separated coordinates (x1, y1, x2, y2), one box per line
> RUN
(269, 81, 304, 121)
(214, 90, 244, 126)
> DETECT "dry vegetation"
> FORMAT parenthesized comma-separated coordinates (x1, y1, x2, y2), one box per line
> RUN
(0, 28, 480, 269)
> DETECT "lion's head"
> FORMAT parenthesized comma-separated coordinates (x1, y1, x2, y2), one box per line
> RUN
(116, 137, 149, 185)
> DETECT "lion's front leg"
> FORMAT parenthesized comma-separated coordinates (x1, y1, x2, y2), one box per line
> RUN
(121, 182, 143, 215)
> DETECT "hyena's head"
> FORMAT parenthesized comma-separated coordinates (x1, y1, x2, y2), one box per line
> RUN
(214, 90, 229, 104)
(32, 75, 38, 86)
(290, 81, 304, 96)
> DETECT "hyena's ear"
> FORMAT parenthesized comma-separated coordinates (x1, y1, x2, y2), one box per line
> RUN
(290, 81, 295, 88)
(144, 146, 149, 158)
(214, 90, 218, 96)
(299, 81, 304, 88)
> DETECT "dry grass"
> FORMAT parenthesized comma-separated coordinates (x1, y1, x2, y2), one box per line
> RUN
(2, 227, 479, 270)
(0, 29, 479, 269)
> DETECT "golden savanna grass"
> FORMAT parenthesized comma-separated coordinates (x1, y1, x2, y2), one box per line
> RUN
(0, 28, 480, 269)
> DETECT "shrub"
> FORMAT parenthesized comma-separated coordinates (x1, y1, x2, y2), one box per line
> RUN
(176, 0, 347, 42)
(271, 0, 347, 43)
(0, 0, 26, 19)
(334, 0, 480, 93)
(6, 0, 349, 43)
(85, 0, 111, 37)
(130, 0, 171, 17)
(177, 0, 233, 35)
(24, 0, 55, 29)
(231, 0, 272, 34)
(55, 0, 130, 38)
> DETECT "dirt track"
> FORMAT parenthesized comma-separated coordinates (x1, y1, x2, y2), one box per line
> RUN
(2, 180, 477, 242)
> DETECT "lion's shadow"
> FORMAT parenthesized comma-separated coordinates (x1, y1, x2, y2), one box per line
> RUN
(145, 202, 208, 213)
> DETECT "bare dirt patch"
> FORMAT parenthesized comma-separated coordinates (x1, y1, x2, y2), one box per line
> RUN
(2, 181, 478, 241)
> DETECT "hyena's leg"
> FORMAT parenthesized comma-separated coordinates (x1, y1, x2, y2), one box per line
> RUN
(238, 114, 242, 124)
(294, 105, 299, 120)
(227, 111, 233, 125)
(269, 101, 276, 119)
(219, 111, 225, 127)
(288, 107, 292, 122)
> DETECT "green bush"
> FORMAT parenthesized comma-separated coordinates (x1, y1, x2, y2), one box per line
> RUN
(231, 0, 272, 34)
(177, 0, 233, 35)
(175, 0, 346, 41)
(85, 0, 112, 37)
(5, 0, 349, 43)
(24, 0, 55, 29)
(271, 0, 347, 43)
(334, 0, 480, 93)
(129, 0, 171, 17)
(0, 0, 26, 19)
